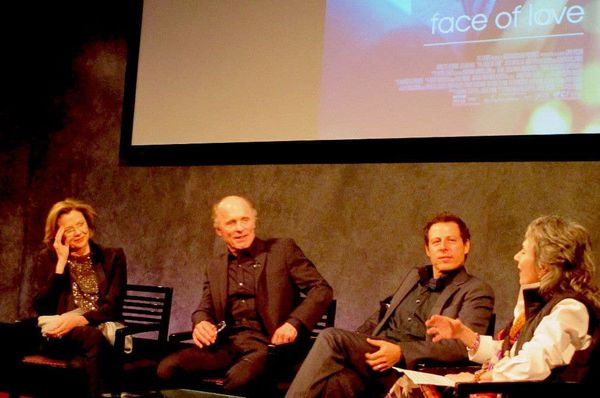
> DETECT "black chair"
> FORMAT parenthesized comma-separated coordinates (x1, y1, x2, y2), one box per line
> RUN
(454, 380, 587, 397)
(166, 299, 337, 396)
(113, 284, 174, 395)
(10, 284, 173, 398)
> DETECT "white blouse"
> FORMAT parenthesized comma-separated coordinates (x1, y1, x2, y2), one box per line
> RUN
(469, 286, 592, 381)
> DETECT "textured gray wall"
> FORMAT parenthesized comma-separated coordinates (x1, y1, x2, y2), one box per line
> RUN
(1, 38, 599, 338)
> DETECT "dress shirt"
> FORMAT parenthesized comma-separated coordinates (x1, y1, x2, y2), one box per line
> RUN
(377, 267, 457, 342)
(227, 248, 264, 333)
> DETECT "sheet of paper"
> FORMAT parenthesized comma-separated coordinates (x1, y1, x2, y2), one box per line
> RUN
(393, 367, 456, 387)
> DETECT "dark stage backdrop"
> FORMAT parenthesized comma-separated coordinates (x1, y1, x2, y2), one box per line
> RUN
(1, 9, 599, 335)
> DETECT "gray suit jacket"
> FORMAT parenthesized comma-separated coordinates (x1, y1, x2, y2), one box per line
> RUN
(357, 265, 494, 368)
(192, 238, 333, 337)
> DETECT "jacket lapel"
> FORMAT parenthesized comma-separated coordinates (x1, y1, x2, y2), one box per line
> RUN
(90, 241, 108, 295)
(254, 250, 267, 292)
(430, 267, 468, 315)
(373, 269, 420, 335)
(252, 239, 268, 315)
(373, 266, 470, 335)
(211, 253, 229, 320)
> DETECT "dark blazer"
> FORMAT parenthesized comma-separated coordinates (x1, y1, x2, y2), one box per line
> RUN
(357, 265, 494, 368)
(192, 238, 333, 336)
(32, 241, 128, 325)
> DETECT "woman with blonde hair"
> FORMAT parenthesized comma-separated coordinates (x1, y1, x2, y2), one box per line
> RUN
(4, 198, 127, 397)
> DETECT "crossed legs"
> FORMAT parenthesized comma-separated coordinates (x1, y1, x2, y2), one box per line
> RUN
(285, 328, 397, 398)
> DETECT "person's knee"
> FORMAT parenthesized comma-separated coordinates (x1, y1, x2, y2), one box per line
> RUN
(322, 369, 366, 398)
(156, 354, 179, 380)
(224, 370, 253, 392)
(314, 327, 346, 350)
(72, 326, 110, 358)
(223, 357, 265, 392)
(314, 327, 336, 345)
(71, 326, 105, 346)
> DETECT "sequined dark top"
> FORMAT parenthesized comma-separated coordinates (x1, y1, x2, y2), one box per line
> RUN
(68, 253, 100, 312)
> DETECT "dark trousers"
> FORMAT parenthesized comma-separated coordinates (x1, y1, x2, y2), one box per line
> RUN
(285, 328, 398, 398)
(157, 329, 270, 394)
(0, 320, 114, 398)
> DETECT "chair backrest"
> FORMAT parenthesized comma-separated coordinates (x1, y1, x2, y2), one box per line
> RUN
(122, 284, 173, 342)
(486, 312, 496, 336)
(310, 299, 337, 340)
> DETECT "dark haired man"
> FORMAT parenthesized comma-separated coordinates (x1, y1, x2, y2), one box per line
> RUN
(285, 212, 494, 398)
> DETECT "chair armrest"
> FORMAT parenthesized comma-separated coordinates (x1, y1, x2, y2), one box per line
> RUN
(267, 342, 301, 357)
(13, 317, 38, 329)
(415, 358, 483, 376)
(168, 331, 193, 343)
(454, 380, 584, 397)
(267, 339, 314, 366)
(116, 322, 163, 337)
(113, 322, 164, 355)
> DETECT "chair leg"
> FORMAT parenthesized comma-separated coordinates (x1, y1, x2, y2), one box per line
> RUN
(8, 363, 23, 398)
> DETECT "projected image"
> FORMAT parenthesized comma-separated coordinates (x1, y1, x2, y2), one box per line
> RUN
(318, 0, 600, 138)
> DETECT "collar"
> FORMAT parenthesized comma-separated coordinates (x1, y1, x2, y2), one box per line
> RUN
(227, 238, 262, 260)
(514, 282, 545, 320)
(418, 265, 461, 291)
(523, 284, 546, 320)
(88, 240, 104, 264)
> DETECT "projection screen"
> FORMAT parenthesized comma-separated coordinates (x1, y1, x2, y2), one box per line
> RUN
(121, 0, 600, 164)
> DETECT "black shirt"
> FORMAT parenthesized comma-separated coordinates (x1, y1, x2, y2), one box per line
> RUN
(226, 244, 265, 333)
(378, 266, 460, 343)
